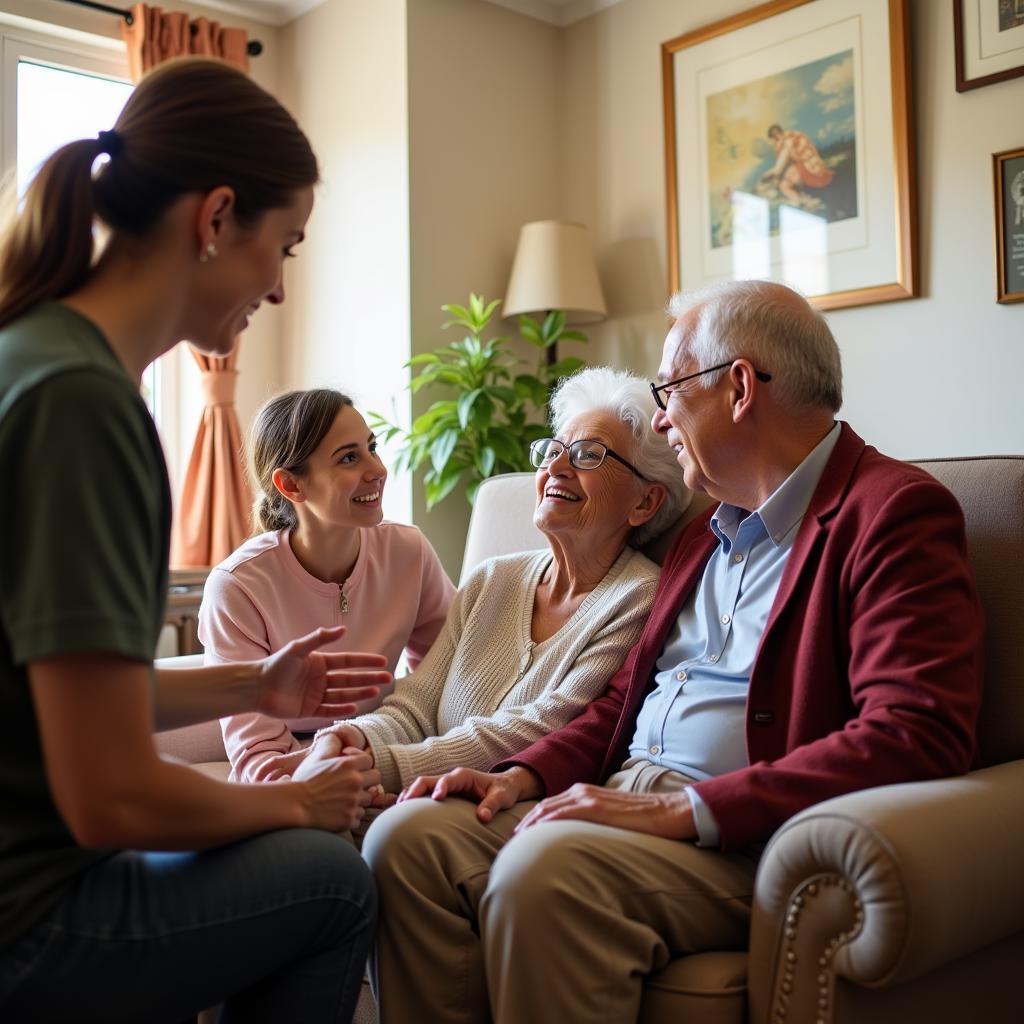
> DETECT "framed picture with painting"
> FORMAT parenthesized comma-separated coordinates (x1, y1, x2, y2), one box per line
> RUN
(662, 0, 917, 311)
(994, 146, 1024, 303)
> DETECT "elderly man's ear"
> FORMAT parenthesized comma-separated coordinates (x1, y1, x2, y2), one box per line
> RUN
(628, 483, 667, 528)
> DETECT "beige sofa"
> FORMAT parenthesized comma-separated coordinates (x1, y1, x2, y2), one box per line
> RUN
(158, 456, 1024, 1024)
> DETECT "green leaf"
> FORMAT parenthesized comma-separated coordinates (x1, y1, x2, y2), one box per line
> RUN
(518, 315, 544, 347)
(412, 401, 457, 433)
(429, 428, 460, 473)
(425, 466, 465, 509)
(548, 356, 587, 379)
(523, 421, 551, 444)
(487, 427, 526, 466)
(466, 477, 484, 505)
(409, 374, 436, 394)
(481, 298, 502, 322)
(474, 446, 496, 478)
(375, 425, 402, 443)
(441, 303, 470, 322)
(408, 352, 441, 366)
(560, 330, 588, 343)
(457, 388, 481, 429)
(541, 310, 566, 342)
(486, 385, 518, 406)
(365, 410, 393, 430)
(514, 374, 548, 407)
(471, 392, 495, 430)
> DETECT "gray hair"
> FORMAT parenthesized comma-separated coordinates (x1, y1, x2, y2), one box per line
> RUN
(666, 280, 842, 412)
(549, 366, 692, 544)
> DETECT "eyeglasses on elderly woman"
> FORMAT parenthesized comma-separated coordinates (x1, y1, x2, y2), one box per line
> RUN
(529, 437, 650, 482)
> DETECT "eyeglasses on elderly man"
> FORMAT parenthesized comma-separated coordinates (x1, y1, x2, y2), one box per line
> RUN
(649, 359, 773, 411)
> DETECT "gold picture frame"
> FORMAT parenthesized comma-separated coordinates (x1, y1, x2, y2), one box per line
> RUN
(662, 0, 917, 310)
(994, 146, 1024, 303)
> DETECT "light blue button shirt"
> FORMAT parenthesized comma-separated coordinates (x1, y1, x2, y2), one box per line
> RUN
(628, 424, 841, 845)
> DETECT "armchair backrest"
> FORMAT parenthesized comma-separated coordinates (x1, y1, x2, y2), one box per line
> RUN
(459, 472, 713, 582)
(464, 457, 1024, 769)
(912, 456, 1024, 767)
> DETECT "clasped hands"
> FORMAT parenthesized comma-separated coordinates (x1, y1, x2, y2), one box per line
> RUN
(296, 721, 396, 810)
(398, 765, 698, 841)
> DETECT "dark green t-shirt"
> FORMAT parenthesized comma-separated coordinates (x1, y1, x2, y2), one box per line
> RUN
(0, 303, 170, 950)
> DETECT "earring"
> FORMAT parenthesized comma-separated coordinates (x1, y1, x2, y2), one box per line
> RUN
(198, 242, 218, 263)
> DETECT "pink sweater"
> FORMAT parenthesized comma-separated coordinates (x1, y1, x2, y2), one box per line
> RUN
(199, 523, 455, 782)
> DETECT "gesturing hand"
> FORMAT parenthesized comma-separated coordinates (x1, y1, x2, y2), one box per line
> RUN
(256, 625, 391, 721)
(400, 765, 542, 823)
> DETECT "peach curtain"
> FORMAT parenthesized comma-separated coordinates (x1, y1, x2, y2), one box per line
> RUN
(173, 348, 251, 568)
(121, 4, 252, 567)
(121, 3, 249, 79)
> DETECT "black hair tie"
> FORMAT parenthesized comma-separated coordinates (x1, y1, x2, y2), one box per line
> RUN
(96, 129, 123, 157)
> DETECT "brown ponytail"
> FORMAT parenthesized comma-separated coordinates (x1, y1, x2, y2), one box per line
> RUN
(0, 57, 318, 331)
(249, 389, 354, 534)
(0, 140, 104, 330)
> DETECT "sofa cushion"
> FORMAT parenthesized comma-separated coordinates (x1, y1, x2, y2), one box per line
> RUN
(640, 951, 747, 1024)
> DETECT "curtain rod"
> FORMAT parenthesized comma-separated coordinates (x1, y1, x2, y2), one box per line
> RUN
(58, 0, 264, 56)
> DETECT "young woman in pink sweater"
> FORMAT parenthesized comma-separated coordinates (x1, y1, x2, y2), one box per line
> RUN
(200, 388, 456, 783)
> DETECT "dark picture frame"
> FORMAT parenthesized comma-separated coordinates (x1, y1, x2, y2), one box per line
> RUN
(994, 146, 1024, 303)
(662, 0, 917, 311)
(954, 0, 1024, 92)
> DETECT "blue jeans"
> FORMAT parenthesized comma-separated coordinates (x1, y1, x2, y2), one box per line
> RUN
(0, 828, 375, 1023)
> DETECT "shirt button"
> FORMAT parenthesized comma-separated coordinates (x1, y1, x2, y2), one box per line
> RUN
(734, 553, 744, 563)
(676, 670, 687, 682)
(649, 745, 660, 755)
(708, 653, 719, 662)
(721, 613, 731, 625)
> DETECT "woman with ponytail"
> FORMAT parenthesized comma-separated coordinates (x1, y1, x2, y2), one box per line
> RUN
(0, 58, 387, 1022)
(201, 388, 454, 784)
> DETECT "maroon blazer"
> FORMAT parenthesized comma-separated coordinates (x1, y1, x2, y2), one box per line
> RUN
(503, 424, 984, 850)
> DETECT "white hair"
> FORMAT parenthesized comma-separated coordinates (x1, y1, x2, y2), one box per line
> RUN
(549, 366, 692, 544)
(666, 280, 842, 412)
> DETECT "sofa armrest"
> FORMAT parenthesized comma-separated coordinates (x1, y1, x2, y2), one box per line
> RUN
(747, 760, 1024, 1024)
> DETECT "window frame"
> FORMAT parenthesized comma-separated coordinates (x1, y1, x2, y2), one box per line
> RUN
(0, 21, 181, 483)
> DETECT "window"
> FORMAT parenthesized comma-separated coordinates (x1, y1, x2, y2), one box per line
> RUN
(1, 22, 178, 446)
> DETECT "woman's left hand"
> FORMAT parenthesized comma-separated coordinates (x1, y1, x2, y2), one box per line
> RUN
(256, 625, 391, 720)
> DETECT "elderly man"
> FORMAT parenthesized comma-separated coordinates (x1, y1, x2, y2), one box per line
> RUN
(363, 280, 984, 1024)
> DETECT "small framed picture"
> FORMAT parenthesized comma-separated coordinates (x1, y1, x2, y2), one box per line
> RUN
(954, 0, 1024, 92)
(994, 147, 1024, 303)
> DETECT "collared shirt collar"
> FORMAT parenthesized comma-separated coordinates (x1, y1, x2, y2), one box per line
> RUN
(710, 422, 841, 549)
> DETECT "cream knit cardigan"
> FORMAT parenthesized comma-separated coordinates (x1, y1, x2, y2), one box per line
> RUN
(351, 546, 660, 791)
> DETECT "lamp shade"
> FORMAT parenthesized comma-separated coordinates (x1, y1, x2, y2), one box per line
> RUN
(503, 220, 607, 324)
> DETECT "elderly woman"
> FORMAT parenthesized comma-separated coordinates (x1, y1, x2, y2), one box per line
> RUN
(304, 366, 690, 794)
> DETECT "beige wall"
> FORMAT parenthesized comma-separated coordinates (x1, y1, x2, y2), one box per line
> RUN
(280, 0, 561, 577)
(277, 0, 414, 521)
(406, 0, 561, 575)
(560, 0, 1024, 458)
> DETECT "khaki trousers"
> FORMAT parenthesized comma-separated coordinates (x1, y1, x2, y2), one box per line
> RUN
(363, 759, 759, 1024)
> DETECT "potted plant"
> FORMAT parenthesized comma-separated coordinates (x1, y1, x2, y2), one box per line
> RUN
(370, 293, 588, 508)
